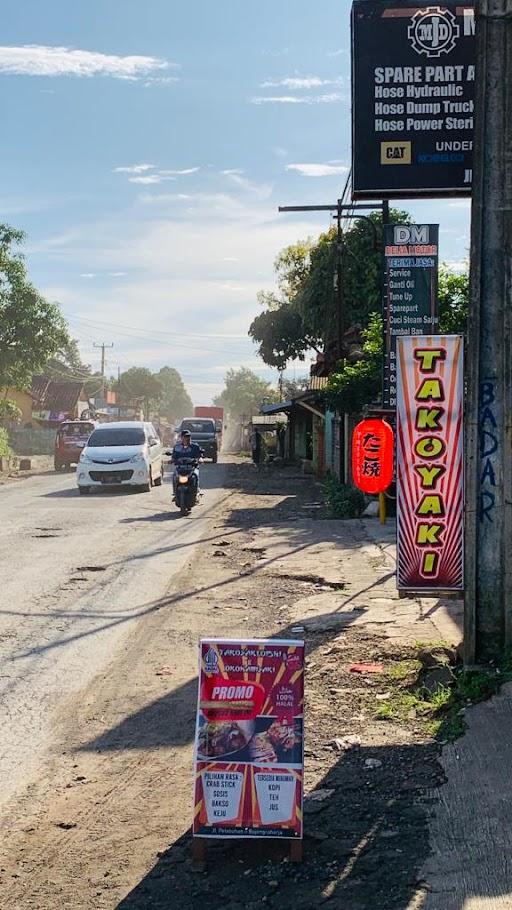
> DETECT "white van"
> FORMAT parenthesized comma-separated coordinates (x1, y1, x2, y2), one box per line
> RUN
(76, 421, 164, 494)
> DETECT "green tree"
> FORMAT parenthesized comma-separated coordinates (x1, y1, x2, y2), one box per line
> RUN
(0, 224, 70, 390)
(214, 367, 278, 417)
(156, 366, 193, 422)
(324, 314, 383, 415)
(438, 264, 469, 334)
(118, 367, 163, 419)
(281, 376, 309, 399)
(324, 265, 470, 415)
(250, 210, 410, 369)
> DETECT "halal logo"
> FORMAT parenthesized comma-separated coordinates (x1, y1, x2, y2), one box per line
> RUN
(204, 646, 219, 673)
(408, 7, 459, 58)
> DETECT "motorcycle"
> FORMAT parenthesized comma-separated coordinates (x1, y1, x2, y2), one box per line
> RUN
(172, 456, 200, 515)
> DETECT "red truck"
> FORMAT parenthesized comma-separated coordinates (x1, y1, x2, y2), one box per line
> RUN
(193, 406, 224, 452)
(193, 406, 224, 435)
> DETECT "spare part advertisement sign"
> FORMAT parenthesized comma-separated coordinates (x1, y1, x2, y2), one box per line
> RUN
(193, 638, 304, 840)
(351, 1, 475, 198)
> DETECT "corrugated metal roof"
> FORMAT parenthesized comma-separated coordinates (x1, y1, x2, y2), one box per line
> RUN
(308, 375, 328, 390)
(32, 376, 85, 413)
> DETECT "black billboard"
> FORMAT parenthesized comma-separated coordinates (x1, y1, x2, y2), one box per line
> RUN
(352, 1, 475, 199)
(383, 224, 439, 408)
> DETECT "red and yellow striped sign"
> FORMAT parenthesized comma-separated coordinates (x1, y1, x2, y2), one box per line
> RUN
(397, 335, 464, 591)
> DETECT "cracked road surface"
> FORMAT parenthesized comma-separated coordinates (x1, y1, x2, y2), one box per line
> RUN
(0, 461, 228, 814)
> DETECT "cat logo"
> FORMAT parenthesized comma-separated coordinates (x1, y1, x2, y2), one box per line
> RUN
(381, 141, 412, 165)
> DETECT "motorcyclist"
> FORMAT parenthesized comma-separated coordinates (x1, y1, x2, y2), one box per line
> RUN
(171, 430, 204, 499)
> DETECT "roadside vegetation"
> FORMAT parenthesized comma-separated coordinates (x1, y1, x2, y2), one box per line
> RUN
(373, 643, 512, 741)
(323, 474, 367, 518)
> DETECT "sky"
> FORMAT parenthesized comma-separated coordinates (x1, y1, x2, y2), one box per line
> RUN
(2, 0, 470, 404)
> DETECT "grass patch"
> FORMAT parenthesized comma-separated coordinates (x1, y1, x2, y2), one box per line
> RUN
(373, 644, 512, 741)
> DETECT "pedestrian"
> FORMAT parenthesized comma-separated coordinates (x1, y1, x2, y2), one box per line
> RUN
(251, 427, 262, 467)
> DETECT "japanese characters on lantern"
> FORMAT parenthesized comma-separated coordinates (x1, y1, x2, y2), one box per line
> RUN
(352, 418, 394, 494)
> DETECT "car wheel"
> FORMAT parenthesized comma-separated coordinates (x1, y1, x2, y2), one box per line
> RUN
(78, 486, 90, 495)
(54, 459, 62, 471)
(139, 481, 151, 493)
(212, 452, 218, 464)
(153, 464, 163, 486)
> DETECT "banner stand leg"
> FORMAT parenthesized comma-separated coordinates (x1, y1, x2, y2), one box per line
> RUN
(191, 838, 207, 871)
(290, 840, 303, 863)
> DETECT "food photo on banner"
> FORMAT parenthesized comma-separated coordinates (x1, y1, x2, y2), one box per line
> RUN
(193, 639, 305, 839)
(396, 335, 464, 592)
(351, 0, 475, 198)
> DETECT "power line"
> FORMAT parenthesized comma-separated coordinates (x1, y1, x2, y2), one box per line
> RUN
(66, 311, 249, 342)
(66, 315, 251, 358)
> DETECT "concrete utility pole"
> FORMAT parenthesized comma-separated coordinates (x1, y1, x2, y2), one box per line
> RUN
(464, 0, 512, 663)
(93, 342, 114, 403)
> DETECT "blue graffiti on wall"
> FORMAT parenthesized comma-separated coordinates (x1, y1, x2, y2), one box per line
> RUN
(479, 381, 498, 523)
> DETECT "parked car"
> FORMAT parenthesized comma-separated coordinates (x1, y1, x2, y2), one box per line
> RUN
(76, 421, 164, 494)
(174, 417, 218, 463)
(54, 419, 96, 470)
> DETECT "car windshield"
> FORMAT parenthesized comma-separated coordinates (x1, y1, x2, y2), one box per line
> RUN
(181, 420, 214, 433)
(59, 423, 94, 437)
(88, 428, 145, 447)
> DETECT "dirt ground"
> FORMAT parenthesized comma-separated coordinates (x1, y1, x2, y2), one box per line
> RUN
(0, 462, 446, 910)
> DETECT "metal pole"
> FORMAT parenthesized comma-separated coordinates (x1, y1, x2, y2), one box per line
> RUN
(335, 200, 346, 481)
(464, 0, 512, 663)
(381, 200, 390, 410)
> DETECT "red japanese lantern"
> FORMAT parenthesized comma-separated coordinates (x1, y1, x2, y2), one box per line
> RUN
(352, 418, 394, 494)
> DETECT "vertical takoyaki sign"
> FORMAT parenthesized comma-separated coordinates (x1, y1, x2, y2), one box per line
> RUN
(396, 334, 463, 591)
(193, 638, 304, 839)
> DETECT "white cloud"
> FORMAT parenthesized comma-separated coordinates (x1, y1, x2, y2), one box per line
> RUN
(326, 48, 347, 57)
(261, 76, 342, 90)
(222, 172, 273, 200)
(273, 147, 288, 159)
(129, 175, 175, 185)
(286, 162, 349, 177)
(251, 93, 344, 105)
(159, 167, 200, 176)
(80, 273, 96, 279)
(109, 271, 127, 277)
(223, 257, 239, 262)
(0, 45, 173, 80)
(117, 165, 199, 185)
(114, 163, 155, 174)
(222, 168, 245, 176)
(143, 75, 180, 87)
(443, 259, 469, 272)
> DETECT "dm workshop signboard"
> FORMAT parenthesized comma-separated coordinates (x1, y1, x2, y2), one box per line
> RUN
(193, 639, 304, 840)
(396, 335, 464, 592)
(383, 223, 439, 409)
(351, 1, 475, 198)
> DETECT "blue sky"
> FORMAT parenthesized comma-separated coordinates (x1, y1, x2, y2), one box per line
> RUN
(2, 0, 470, 403)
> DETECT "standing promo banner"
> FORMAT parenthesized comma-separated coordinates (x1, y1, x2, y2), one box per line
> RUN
(396, 335, 463, 591)
(351, 1, 475, 198)
(193, 639, 304, 840)
(383, 223, 439, 408)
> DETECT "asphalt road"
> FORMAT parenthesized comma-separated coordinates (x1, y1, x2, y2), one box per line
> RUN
(0, 460, 228, 814)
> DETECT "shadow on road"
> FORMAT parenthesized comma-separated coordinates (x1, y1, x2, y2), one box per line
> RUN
(114, 739, 442, 910)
